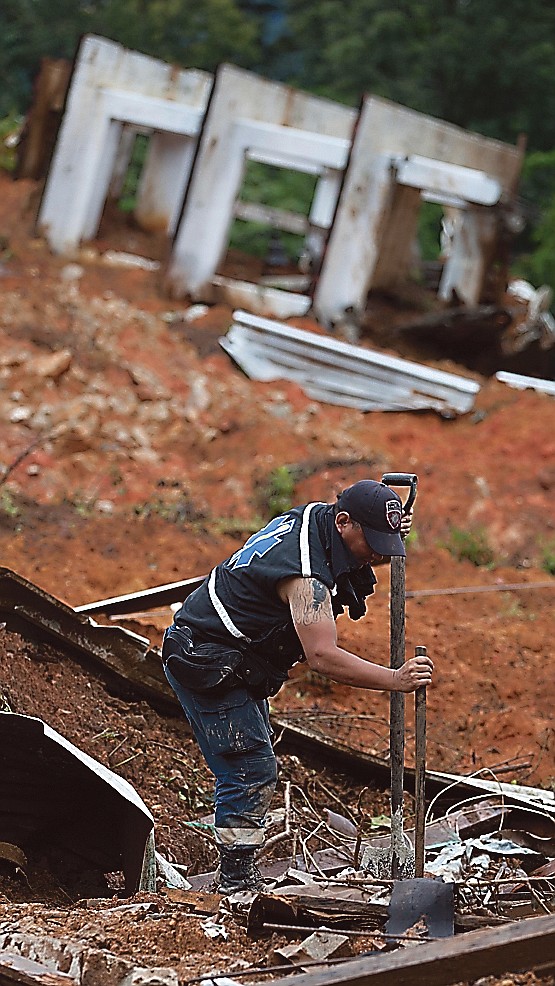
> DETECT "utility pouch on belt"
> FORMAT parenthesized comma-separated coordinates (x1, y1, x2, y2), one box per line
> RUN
(162, 625, 289, 698)
(236, 650, 289, 699)
(162, 625, 242, 696)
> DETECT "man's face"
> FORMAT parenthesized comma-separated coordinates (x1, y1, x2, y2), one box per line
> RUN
(335, 511, 391, 566)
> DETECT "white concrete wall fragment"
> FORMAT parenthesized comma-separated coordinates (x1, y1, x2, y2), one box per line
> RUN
(37, 35, 211, 254)
(165, 63, 355, 300)
(314, 95, 523, 325)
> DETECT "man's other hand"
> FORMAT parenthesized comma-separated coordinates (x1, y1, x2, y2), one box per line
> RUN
(400, 509, 413, 540)
(393, 654, 433, 692)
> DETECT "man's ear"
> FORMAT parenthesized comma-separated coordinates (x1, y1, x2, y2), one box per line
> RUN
(335, 510, 351, 533)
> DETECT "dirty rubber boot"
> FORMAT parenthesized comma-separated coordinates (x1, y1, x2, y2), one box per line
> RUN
(216, 845, 266, 895)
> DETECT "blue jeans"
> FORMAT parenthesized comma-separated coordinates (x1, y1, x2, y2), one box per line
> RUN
(165, 665, 278, 847)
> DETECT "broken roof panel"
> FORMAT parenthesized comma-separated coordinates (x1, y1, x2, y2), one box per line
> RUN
(220, 310, 480, 414)
(0, 711, 153, 894)
(0, 567, 175, 711)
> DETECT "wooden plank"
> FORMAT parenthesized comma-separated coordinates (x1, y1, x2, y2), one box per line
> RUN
(0, 951, 76, 986)
(246, 912, 555, 986)
(74, 575, 205, 615)
(15, 58, 72, 180)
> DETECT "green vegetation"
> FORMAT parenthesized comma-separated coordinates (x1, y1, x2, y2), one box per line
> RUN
(264, 464, 296, 518)
(540, 539, 555, 575)
(442, 526, 496, 568)
(417, 201, 444, 264)
(512, 150, 555, 290)
(118, 134, 149, 213)
(0, 0, 259, 119)
(0, 113, 21, 172)
(133, 495, 203, 525)
(0, 489, 21, 518)
(229, 161, 317, 260)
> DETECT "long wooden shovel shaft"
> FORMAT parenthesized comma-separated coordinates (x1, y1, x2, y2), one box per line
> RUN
(414, 645, 428, 879)
(390, 554, 406, 879)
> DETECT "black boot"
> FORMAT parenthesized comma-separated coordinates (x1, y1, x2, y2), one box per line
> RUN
(216, 845, 266, 894)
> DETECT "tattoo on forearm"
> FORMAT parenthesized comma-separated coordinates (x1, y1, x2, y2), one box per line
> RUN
(291, 579, 334, 625)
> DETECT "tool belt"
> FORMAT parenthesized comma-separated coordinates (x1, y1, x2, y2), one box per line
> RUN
(162, 624, 289, 699)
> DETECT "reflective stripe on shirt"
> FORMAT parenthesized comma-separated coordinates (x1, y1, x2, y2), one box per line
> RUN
(208, 568, 251, 641)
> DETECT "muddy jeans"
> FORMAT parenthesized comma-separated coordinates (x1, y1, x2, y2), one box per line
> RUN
(164, 665, 278, 848)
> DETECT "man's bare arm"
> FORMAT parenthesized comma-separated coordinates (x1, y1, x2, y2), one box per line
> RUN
(278, 576, 433, 693)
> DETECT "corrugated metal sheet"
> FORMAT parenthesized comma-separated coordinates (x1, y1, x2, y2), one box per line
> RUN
(0, 712, 153, 894)
(221, 310, 480, 415)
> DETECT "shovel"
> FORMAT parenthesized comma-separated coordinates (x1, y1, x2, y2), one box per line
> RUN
(380, 473, 455, 939)
(386, 645, 455, 940)
(381, 472, 418, 881)
(361, 473, 417, 880)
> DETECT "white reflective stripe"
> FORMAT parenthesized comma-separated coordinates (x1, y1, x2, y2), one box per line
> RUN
(208, 568, 250, 641)
(215, 826, 265, 846)
(299, 502, 321, 576)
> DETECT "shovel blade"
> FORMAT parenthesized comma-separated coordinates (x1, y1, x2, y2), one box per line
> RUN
(386, 877, 455, 939)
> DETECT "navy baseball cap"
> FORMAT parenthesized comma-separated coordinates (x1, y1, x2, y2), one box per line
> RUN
(336, 480, 405, 557)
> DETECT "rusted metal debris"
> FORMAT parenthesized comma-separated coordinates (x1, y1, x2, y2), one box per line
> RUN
(0, 568, 176, 712)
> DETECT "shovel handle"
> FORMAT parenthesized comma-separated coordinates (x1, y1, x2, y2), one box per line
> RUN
(414, 645, 427, 879)
(381, 473, 418, 514)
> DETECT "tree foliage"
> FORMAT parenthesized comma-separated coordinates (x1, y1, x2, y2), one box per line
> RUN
(0, 0, 259, 116)
(284, 0, 555, 152)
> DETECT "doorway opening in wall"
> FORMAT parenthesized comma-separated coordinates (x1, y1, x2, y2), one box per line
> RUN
(117, 132, 149, 214)
(221, 159, 318, 289)
(96, 130, 170, 264)
(416, 199, 447, 293)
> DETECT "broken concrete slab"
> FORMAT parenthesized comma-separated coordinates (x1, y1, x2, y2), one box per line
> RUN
(271, 930, 353, 969)
(165, 63, 355, 308)
(0, 933, 180, 986)
(0, 949, 76, 985)
(313, 95, 523, 325)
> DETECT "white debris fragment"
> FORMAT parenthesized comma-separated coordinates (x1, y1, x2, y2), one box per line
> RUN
(182, 304, 210, 322)
(496, 371, 555, 397)
(102, 251, 160, 272)
(201, 917, 228, 940)
(155, 851, 192, 890)
(60, 263, 85, 282)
